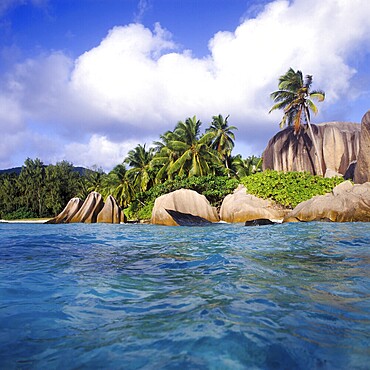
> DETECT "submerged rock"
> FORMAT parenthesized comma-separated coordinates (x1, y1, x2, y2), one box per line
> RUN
(354, 111, 370, 184)
(165, 209, 213, 226)
(151, 189, 219, 226)
(284, 181, 370, 222)
(220, 185, 289, 223)
(245, 219, 277, 226)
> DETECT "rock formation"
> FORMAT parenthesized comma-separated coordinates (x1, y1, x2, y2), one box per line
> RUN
(46, 198, 83, 224)
(69, 191, 104, 223)
(284, 181, 370, 222)
(354, 111, 370, 184)
(97, 195, 125, 224)
(220, 185, 289, 223)
(151, 189, 219, 226)
(47, 192, 124, 224)
(263, 122, 360, 176)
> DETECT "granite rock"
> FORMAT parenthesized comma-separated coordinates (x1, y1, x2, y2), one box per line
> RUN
(97, 195, 124, 223)
(46, 197, 83, 224)
(151, 189, 219, 226)
(220, 185, 289, 223)
(354, 111, 370, 183)
(284, 181, 370, 222)
(263, 122, 360, 176)
(69, 191, 105, 223)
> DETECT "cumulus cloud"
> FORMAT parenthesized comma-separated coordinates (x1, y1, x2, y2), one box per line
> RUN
(64, 135, 142, 171)
(1, 0, 370, 170)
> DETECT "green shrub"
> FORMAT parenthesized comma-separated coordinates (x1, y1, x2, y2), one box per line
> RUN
(2, 207, 37, 220)
(241, 170, 345, 208)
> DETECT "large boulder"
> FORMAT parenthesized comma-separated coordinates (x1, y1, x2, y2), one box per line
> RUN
(354, 111, 370, 184)
(263, 122, 360, 176)
(46, 197, 83, 224)
(151, 189, 219, 226)
(69, 191, 104, 223)
(220, 185, 289, 223)
(97, 195, 124, 224)
(284, 181, 370, 222)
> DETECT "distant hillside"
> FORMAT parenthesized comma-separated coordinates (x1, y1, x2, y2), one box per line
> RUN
(0, 167, 22, 175)
(0, 166, 93, 176)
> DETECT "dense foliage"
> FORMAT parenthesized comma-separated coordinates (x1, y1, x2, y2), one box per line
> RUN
(241, 170, 344, 208)
(0, 159, 90, 220)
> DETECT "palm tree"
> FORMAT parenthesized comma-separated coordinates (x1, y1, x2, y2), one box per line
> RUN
(206, 114, 237, 173)
(166, 116, 221, 177)
(269, 68, 325, 175)
(229, 154, 262, 179)
(101, 164, 134, 208)
(125, 144, 155, 192)
(151, 130, 179, 181)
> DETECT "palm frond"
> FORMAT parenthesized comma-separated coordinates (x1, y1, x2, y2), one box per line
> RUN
(309, 90, 325, 102)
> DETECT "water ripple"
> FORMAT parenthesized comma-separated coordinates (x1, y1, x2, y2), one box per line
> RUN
(0, 222, 369, 369)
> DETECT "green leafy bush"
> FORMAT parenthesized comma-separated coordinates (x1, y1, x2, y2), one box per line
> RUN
(241, 170, 345, 208)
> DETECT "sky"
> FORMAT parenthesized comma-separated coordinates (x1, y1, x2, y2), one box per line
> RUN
(1, 0, 370, 171)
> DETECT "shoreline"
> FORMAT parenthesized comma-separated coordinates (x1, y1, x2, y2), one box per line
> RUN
(0, 219, 50, 224)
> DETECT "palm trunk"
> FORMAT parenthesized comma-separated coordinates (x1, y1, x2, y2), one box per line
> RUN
(306, 118, 323, 176)
(224, 157, 230, 178)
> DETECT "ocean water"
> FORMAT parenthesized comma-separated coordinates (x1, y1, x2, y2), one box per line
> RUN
(0, 222, 369, 369)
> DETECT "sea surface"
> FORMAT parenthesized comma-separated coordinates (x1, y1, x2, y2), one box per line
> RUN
(0, 222, 369, 369)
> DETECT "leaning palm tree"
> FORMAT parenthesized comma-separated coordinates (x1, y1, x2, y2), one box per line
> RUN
(124, 144, 155, 192)
(206, 114, 237, 174)
(269, 68, 325, 175)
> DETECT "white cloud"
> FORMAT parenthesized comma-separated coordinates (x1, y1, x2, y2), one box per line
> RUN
(134, 0, 151, 23)
(64, 135, 141, 171)
(1, 0, 370, 170)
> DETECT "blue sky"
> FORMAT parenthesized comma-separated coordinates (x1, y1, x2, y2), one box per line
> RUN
(1, 0, 370, 170)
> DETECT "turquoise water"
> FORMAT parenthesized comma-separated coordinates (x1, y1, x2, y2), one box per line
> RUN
(0, 222, 369, 369)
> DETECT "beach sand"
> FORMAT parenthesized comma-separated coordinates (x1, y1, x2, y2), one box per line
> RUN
(0, 219, 51, 224)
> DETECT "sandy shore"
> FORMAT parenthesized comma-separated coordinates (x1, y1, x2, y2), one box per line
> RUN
(0, 219, 50, 224)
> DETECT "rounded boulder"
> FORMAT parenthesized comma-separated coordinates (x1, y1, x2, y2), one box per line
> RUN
(220, 185, 289, 223)
(151, 189, 219, 226)
(284, 181, 370, 222)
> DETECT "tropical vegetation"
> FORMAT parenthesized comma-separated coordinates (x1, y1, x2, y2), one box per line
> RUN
(0, 114, 261, 220)
(241, 170, 344, 208)
(0, 68, 337, 221)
